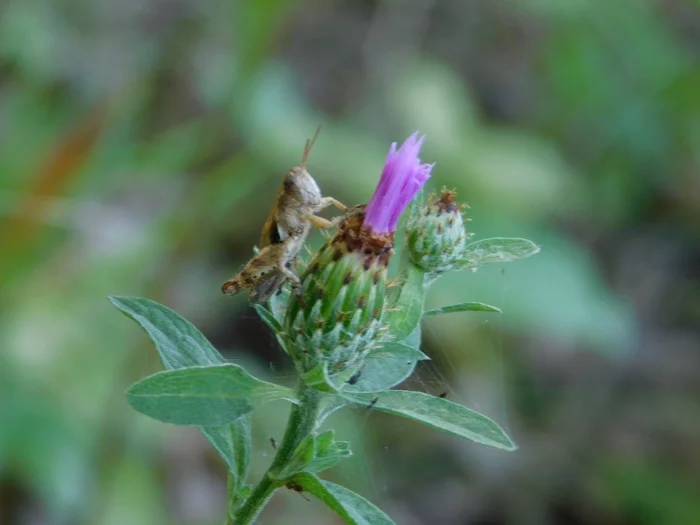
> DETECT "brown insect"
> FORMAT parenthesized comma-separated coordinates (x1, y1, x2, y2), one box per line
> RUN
(285, 480, 310, 501)
(221, 127, 347, 303)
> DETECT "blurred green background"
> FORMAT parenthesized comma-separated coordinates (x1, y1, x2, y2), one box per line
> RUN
(1, 0, 699, 524)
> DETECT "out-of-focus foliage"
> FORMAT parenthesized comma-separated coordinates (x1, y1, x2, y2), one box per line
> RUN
(1, 0, 698, 524)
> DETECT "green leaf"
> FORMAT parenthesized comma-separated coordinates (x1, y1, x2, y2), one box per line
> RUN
(253, 304, 282, 333)
(345, 327, 424, 394)
(300, 362, 339, 393)
(332, 441, 350, 453)
(109, 296, 251, 478)
(317, 395, 350, 425)
(306, 430, 353, 475)
(253, 304, 288, 354)
(292, 473, 395, 525)
(109, 296, 223, 368)
(459, 237, 540, 268)
(306, 440, 352, 474)
(402, 324, 422, 348)
(341, 355, 415, 395)
(218, 417, 251, 508)
(274, 434, 317, 479)
(423, 302, 502, 316)
(127, 363, 296, 426)
(293, 434, 317, 467)
(227, 471, 250, 517)
(315, 430, 335, 454)
(274, 431, 352, 479)
(344, 391, 516, 451)
(268, 289, 289, 324)
(387, 264, 426, 341)
(371, 342, 430, 361)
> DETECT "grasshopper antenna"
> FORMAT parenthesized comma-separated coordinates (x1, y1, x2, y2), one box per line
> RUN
(301, 124, 323, 169)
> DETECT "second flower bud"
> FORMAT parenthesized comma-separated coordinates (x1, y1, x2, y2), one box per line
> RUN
(406, 189, 470, 274)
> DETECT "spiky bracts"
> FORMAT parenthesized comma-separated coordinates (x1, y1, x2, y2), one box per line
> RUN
(406, 189, 470, 274)
(284, 209, 391, 377)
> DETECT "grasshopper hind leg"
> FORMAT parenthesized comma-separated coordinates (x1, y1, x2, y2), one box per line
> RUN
(221, 242, 302, 303)
(248, 272, 284, 304)
(249, 260, 302, 304)
(221, 244, 285, 296)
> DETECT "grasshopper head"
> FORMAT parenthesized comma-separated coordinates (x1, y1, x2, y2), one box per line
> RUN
(284, 167, 322, 206)
(283, 125, 324, 206)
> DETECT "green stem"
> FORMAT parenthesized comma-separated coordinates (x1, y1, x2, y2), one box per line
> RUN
(230, 382, 323, 525)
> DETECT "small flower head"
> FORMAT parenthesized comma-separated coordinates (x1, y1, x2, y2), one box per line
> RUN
(406, 188, 470, 274)
(364, 132, 434, 234)
(284, 133, 433, 384)
(284, 207, 390, 380)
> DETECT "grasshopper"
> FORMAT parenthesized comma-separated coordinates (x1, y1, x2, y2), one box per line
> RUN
(221, 127, 347, 303)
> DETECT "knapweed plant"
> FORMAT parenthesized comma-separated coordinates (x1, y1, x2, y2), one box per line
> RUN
(110, 132, 539, 524)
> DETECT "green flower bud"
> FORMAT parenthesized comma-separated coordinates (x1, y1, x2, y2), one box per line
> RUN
(284, 209, 391, 379)
(406, 189, 470, 274)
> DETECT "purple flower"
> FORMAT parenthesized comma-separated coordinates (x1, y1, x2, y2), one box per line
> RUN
(364, 131, 434, 234)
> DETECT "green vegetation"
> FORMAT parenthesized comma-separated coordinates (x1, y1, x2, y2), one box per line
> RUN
(1, 1, 698, 524)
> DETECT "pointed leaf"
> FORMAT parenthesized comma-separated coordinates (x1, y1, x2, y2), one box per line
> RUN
(317, 395, 351, 425)
(315, 430, 335, 454)
(127, 364, 296, 426)
(345, 327, 423, 394)
(424, 302, 502, 316)
(387, 264, 426, 341)
(253, 304, 282, 333)
(109, 296, 252, 478)
(273, 434, 317, 480)
(268, 289, 289, 324)
(292, 473, 395, 525)
(305, 442, 352, 474)
(253, 304, 289, 354)
(402, 324, 422, 348)
(459, 237, 540, 268)
(306, 431, 353, 475)
(215, 416, 251, 507)
(284, 434, 316, 479)
(344, 391, 516, 451)
(371, 343, 430, 361)
(109, 296, 223, 368)
(275, 432, 352, 478)
(227, 470, 250, 516)
(294, 434, 317, 467)
(300, 362, 339, 393)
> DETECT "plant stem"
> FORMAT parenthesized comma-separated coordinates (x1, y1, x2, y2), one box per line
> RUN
(230, 382, 323, 525)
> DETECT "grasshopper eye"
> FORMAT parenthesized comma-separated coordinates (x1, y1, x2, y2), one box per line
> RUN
(283, 173, 297, 190)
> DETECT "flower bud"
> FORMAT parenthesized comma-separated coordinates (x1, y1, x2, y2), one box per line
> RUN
(406, 189, 469, 274)
(284, 209, 391, 377)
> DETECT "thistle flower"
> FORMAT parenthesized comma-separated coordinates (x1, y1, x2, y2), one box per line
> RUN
(406, 189, 470, 274)
(284, 132, 433, 382)
(365, 132, 434, 234)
